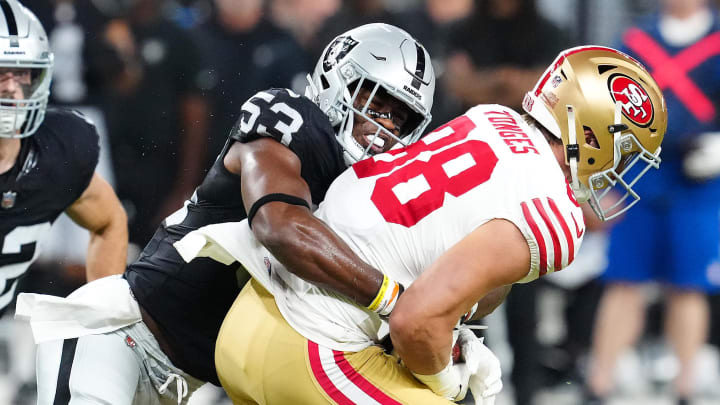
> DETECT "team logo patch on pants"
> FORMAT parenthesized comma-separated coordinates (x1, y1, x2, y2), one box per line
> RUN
(125, 335, 137, 348)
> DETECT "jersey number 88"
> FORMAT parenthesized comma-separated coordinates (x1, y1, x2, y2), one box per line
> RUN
(353, 116, 499, 227)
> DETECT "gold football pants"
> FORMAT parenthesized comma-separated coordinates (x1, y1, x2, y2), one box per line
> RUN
(215, 279, 454, 405)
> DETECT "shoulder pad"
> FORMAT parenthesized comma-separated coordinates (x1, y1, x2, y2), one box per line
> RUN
(228, 88, 335, 148)
(38, 107, 100, 200)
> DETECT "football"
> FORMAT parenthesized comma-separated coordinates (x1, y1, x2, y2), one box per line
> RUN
(452, 341, 462, 363)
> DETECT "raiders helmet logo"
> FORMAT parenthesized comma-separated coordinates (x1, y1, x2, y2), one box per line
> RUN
(609, 74, 654, 127)
(322, 36, 359, 72)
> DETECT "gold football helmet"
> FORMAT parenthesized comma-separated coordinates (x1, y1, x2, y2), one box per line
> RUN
(523, 46, 667, 221)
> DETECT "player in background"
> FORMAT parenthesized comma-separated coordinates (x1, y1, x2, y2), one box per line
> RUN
(18, 23, 486, 405)
(176, 45, 668, 404)
(0, 0, 127, 312)
(587, 2, 720, 404)
(0, 3, 127, 401)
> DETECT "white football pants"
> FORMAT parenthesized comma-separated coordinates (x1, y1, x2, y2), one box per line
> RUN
(35, 320, 205, 405)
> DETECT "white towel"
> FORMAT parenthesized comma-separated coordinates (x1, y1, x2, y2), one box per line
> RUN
(14, 275, 142, 343)
(172, 223, 243, 266)
(173, 221, 274, 292)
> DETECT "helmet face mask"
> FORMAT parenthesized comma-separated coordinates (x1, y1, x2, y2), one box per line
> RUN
(585, 131, 661, 220)
(336, 74, 422, 163)
(523, 46, 667, 221)
(306, 23, 435, 165)
(0, 0, 53, 139)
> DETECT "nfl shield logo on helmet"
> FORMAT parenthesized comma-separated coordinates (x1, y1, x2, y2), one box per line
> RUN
(1, 191, 16, 209)
(551, 75, 562, 88)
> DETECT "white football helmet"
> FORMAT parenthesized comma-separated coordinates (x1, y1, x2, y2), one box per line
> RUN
(0, 0, 53, 138)
(306, 23, 435, 164)
(523, 46, 667, 221)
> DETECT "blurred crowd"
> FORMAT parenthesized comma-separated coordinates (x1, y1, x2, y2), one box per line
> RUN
(2, 0, 720, 404)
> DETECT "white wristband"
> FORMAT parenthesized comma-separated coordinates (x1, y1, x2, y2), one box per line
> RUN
(412, 361, 463, 400)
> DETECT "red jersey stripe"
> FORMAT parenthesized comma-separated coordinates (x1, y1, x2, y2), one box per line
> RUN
(522, 201, 548, 276)
(532, 198, 562, 272)
(547, 198, 574, 266)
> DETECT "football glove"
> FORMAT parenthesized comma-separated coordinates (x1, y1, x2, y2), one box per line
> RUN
(412, 360, 472, 401)
(456, 326, 503, 405)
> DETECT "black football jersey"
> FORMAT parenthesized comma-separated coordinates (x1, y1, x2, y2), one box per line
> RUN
(0, 108, 99, 312)
(124, 88, 345, 385)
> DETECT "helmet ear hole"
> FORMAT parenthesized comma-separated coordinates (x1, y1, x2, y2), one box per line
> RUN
(588, 157, 595, 165)
(320, 74, 330, 90)
(583, 126, 600, 149)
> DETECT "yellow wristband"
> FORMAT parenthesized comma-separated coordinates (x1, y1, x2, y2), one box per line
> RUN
(367, 274, 390, 312)
(368, 275, 403, 316)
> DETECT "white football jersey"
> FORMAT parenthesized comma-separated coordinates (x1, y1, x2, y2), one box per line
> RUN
(232, 104, 586, 351)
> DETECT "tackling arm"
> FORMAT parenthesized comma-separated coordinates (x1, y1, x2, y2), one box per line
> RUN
(225, 138, 385, 307)
(471, 284, 512, 321)
(390, 218, 530, 375)
(65, 172, 128, 281)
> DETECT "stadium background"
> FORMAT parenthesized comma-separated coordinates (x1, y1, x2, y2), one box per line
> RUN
(1, 0, 720, 404)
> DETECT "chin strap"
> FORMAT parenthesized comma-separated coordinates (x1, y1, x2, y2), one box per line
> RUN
(611, 102, 625, 168)
(565, 105, 591, 203)
(305, 73, 318, 100)
(565, 105, 580, 191)
(340, 110, 358, 165)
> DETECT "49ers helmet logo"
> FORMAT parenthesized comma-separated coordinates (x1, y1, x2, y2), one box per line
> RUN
(608, 74, 654, 127)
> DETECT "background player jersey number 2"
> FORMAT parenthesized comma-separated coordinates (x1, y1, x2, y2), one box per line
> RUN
(239, 90, 304, 146)
(0, 222, 51, 308)
(353, 116, 498, 227)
